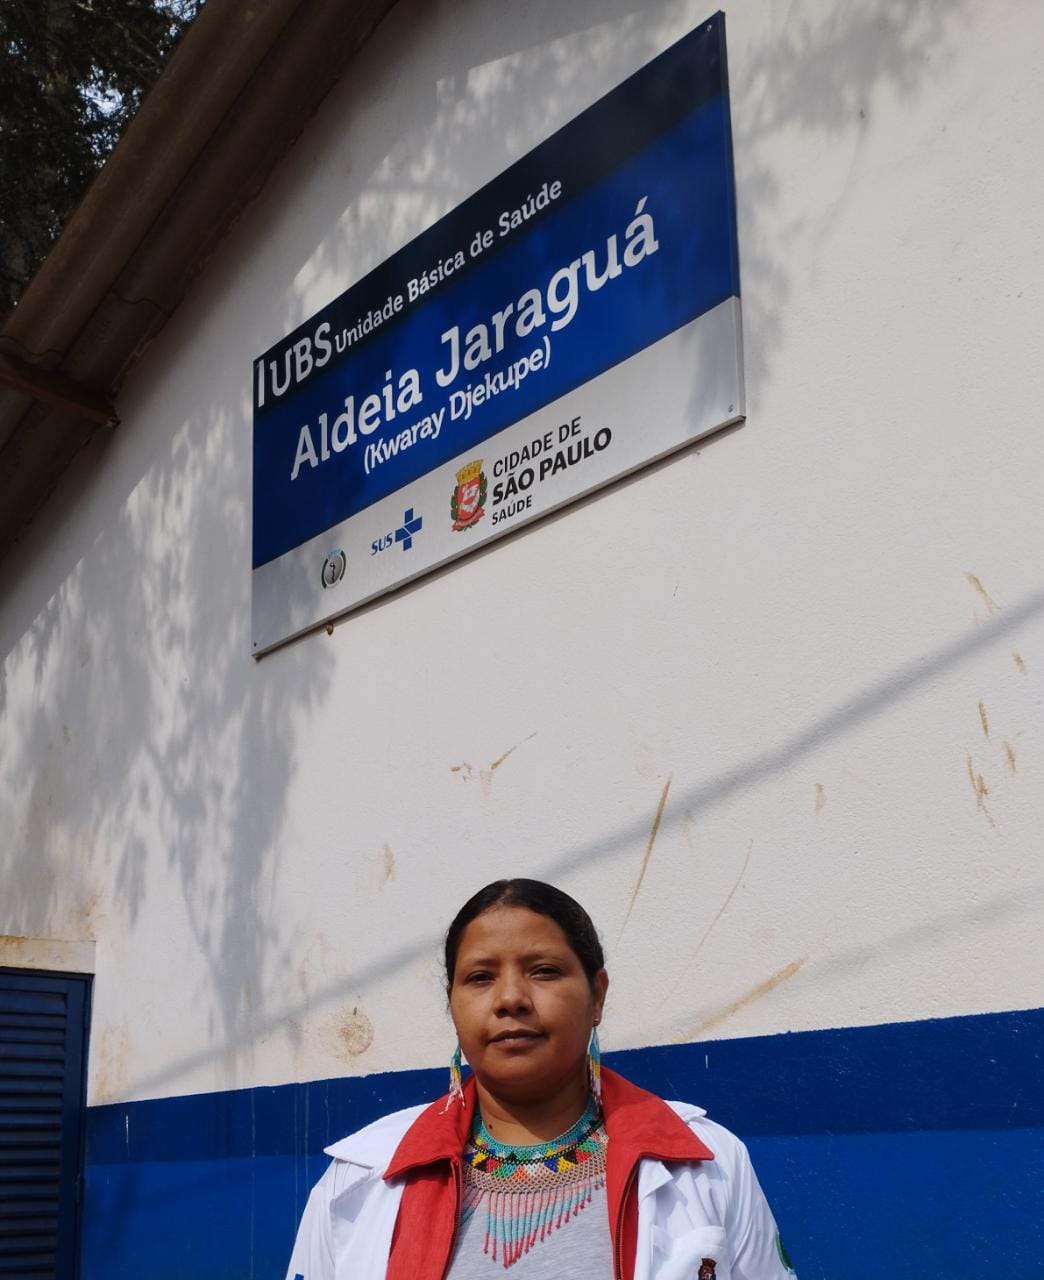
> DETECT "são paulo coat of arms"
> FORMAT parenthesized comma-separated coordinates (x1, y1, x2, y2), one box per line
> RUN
(450, 459, 487, 531)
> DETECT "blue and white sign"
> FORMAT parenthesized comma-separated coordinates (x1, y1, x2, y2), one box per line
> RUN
(252, 13, 743, 653)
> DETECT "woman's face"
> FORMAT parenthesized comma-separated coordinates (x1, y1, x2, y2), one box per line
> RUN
(449, 905, 608, 1104)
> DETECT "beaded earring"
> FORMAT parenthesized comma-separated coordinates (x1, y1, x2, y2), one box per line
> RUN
(443, 1042, 465, 1111)
(587, 1025, 602, 1103)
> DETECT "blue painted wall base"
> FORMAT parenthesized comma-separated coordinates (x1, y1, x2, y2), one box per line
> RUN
(82, 1008, 1044, 1278)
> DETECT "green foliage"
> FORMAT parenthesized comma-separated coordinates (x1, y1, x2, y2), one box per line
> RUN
(0, 0, 202, 316)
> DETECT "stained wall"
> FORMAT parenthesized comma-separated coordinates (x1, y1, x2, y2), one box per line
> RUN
(1, 1, 1041, 1276)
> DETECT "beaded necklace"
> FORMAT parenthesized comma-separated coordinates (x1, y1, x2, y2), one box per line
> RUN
(460, 1095, 609, 1268)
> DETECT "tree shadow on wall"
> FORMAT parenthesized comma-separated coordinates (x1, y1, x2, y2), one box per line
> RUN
(716, 0, 973, 407)
(2, 0, 1000, 1102)
(0, 346, 336, 1094)
(2, 0, 1013, 1111)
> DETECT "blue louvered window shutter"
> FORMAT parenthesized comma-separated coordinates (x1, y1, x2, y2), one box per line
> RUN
(0, 971, 90, 1280)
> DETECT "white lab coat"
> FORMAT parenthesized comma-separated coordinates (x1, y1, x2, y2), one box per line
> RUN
(286, 1100, 796, 1280)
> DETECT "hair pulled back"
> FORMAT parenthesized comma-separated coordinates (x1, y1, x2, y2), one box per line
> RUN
(444, 879, 605, 990)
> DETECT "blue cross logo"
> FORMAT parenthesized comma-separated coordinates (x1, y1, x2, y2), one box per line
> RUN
(394, 508, 423, 551)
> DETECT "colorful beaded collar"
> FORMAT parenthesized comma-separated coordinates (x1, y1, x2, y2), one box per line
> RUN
(463, 1095, 607, 1184)
(460, 1096, 609, 1267)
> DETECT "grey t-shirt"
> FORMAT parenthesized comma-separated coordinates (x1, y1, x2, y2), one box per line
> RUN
(446, 1183, 614, 1278)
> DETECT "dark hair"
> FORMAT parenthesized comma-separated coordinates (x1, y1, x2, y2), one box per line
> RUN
(444, 879, 605, 989)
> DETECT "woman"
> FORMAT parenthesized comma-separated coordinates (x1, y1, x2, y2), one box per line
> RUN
(287, 879, 796, 1279)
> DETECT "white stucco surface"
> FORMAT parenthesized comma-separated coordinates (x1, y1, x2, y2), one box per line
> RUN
(1, 0, 1042, 1106)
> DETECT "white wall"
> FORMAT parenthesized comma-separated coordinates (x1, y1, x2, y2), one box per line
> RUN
(1, 0, 1042, 1107)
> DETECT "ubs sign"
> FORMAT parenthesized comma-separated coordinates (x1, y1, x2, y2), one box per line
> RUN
(252, 13, 743, 653)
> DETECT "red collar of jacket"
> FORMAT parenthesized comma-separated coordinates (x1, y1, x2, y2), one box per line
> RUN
(384, 1067, 714, 1280)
